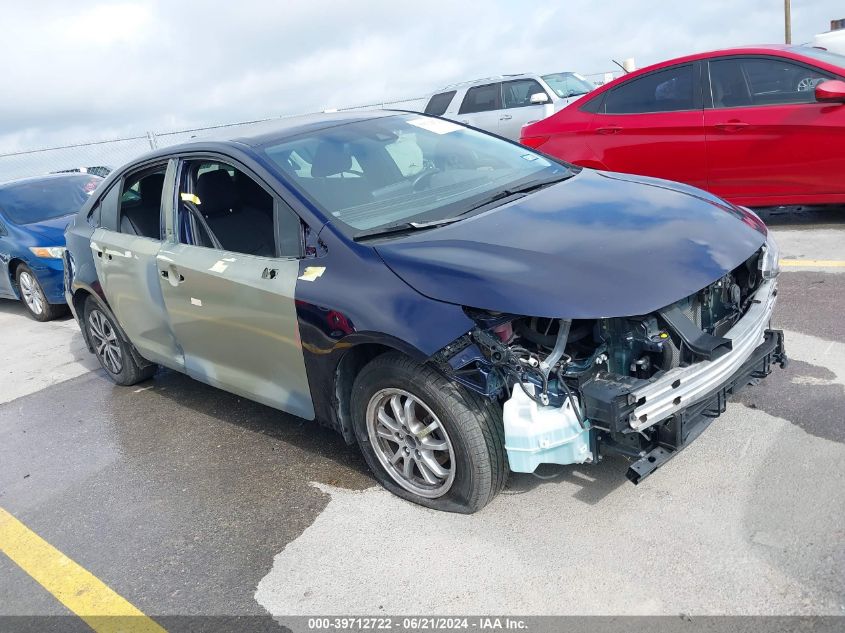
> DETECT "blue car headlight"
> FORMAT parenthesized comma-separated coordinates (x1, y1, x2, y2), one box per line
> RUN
(28, 246, 66, 259)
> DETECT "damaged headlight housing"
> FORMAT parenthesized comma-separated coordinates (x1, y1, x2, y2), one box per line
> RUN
(758, 234, 780, 280)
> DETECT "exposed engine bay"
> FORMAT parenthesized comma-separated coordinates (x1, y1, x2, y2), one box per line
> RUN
(434, 245, 787, 483)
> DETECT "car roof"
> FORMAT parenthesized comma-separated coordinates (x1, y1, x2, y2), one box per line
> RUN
(90, 110, 414, 190)
(0, 172, 101, 190)
(594, 45, 836, 93)
(199, 110, 396, 148)
(432, 73, 547, 92)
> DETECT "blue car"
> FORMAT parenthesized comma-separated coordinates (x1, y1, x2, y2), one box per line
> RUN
(64, 112, 785, 512)
(0, 174, 102, 320)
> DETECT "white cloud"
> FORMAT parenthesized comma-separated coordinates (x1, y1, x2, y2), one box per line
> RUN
(0, 0, 840, 155)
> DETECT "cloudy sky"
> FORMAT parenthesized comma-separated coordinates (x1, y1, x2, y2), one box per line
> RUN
(0, 0, 840, 153)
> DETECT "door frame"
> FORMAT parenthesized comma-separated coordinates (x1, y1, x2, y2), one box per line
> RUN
(171, 151, 306, 260)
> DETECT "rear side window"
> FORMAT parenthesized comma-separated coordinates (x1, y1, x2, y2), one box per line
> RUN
(458, 83, 501, 114)
(709, 57, 833, 108)
(502, 79, 548, 108)
(118, 167, 167, 239)
(424, 91, 456, 116)
(604, 65, 695, 114)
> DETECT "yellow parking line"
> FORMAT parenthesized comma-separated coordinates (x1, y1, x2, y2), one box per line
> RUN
(780, 259, 845, 268)
(0, 507, 166, 633)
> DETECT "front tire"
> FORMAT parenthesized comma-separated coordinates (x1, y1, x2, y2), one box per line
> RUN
(16, 265, 65, 321)
(351, 352, 507, 513)
(84, 296, 156, 386)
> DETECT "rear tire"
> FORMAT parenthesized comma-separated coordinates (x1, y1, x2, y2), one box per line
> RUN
(84, 296, 156, 386)
(16, 265, 66, 322)
(351, 351, 507, 513)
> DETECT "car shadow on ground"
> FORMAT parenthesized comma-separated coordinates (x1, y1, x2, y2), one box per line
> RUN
(503, 454, 632, 505)
(96, 364, 635, 505)
(0, 297, 74, 321)
(121, 366, 375, 490)
(755, 204, 845, 227)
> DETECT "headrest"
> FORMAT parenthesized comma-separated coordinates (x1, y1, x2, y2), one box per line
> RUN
(311, 141, 352, 177)
(196, 170, 237, 217)
(139, 173, 165, 205)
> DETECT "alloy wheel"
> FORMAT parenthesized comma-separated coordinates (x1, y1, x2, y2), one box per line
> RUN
(19, 271, 44, 316)
(88, 309, 123, 374)
(365, 388, 456, 498)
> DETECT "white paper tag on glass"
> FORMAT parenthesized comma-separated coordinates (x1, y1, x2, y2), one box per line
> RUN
(406, 118, 463, 135)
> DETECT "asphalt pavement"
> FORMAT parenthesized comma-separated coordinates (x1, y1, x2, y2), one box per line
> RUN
(0, 207, 843, 629)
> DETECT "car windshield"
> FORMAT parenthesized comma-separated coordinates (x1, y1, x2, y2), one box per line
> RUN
(797, 46, 845, 70)
(541, 72, 595, 98)
(0, 175, 101, 225)
(263, 114, 572, 234)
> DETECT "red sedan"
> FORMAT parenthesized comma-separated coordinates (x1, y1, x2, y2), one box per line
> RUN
(521, 46, 845, 207)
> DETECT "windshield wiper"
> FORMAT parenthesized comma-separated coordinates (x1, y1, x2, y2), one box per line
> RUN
(353, 218, 459, 241)
(456, 173, 572, 215)
(353, 173, 571, 242)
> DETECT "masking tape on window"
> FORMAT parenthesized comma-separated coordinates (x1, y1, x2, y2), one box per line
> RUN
(181, 193, 201, 204)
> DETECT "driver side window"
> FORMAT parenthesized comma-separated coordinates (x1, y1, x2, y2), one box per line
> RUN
(178, 160, 301, 258)
(710, 57, 833, 108)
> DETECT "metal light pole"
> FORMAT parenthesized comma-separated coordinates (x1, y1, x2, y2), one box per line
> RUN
(784, 0, 792, 44)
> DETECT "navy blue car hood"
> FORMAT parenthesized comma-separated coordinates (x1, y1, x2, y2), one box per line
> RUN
(374, 169, 766, 319)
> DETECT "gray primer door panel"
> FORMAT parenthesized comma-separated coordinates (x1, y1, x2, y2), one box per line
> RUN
(156, 243, 314, 420)
(91, 229, 184, 370)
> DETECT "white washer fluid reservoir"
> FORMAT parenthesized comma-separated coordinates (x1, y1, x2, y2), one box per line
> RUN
(502, 382, 592, 473)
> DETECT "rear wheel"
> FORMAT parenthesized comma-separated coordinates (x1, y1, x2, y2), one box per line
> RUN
(84, 296, 156, 386)
(16, 265, 65, 321)
(351, 352, 507, 513)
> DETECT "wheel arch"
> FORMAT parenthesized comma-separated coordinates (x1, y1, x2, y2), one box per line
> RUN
(331, 337, 430, 443)
(7, 257, 27, 294)
(72, 287, 152, 369)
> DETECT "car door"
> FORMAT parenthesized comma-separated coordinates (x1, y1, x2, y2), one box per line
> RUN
(155, 157, 313, 419)
(498, 78, 554, 140)
(704, 55, 845, 204)
(91, 160, 185, 370)
(586, 62, 707, 188)
(456, 83, 503, 134)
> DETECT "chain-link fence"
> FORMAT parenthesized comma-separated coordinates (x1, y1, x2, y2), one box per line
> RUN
(0, 71, 615, 182)
(0, 96, 429, 182)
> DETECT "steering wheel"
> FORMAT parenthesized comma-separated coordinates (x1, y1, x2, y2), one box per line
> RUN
(412, 167, 441, 191)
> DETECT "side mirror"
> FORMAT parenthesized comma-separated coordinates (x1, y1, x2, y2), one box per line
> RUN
(529, 92, 550, 105)
(815, 79, 845, 103)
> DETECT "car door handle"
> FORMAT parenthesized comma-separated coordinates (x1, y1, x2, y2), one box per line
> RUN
(595, 125, 622, 135)
(714, 121, 749, 132)
(499, 114, 513, 121)
(160, 269, 185, 284)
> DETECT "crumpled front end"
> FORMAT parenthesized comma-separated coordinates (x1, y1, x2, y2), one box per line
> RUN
(432, 241, 787, 483)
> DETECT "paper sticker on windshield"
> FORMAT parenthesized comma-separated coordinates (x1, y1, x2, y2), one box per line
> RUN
(521, 154, 552, 167)
(407, 118, 463, 135)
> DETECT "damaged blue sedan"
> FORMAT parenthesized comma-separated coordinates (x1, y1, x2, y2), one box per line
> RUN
(64, 111, 786, 513)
